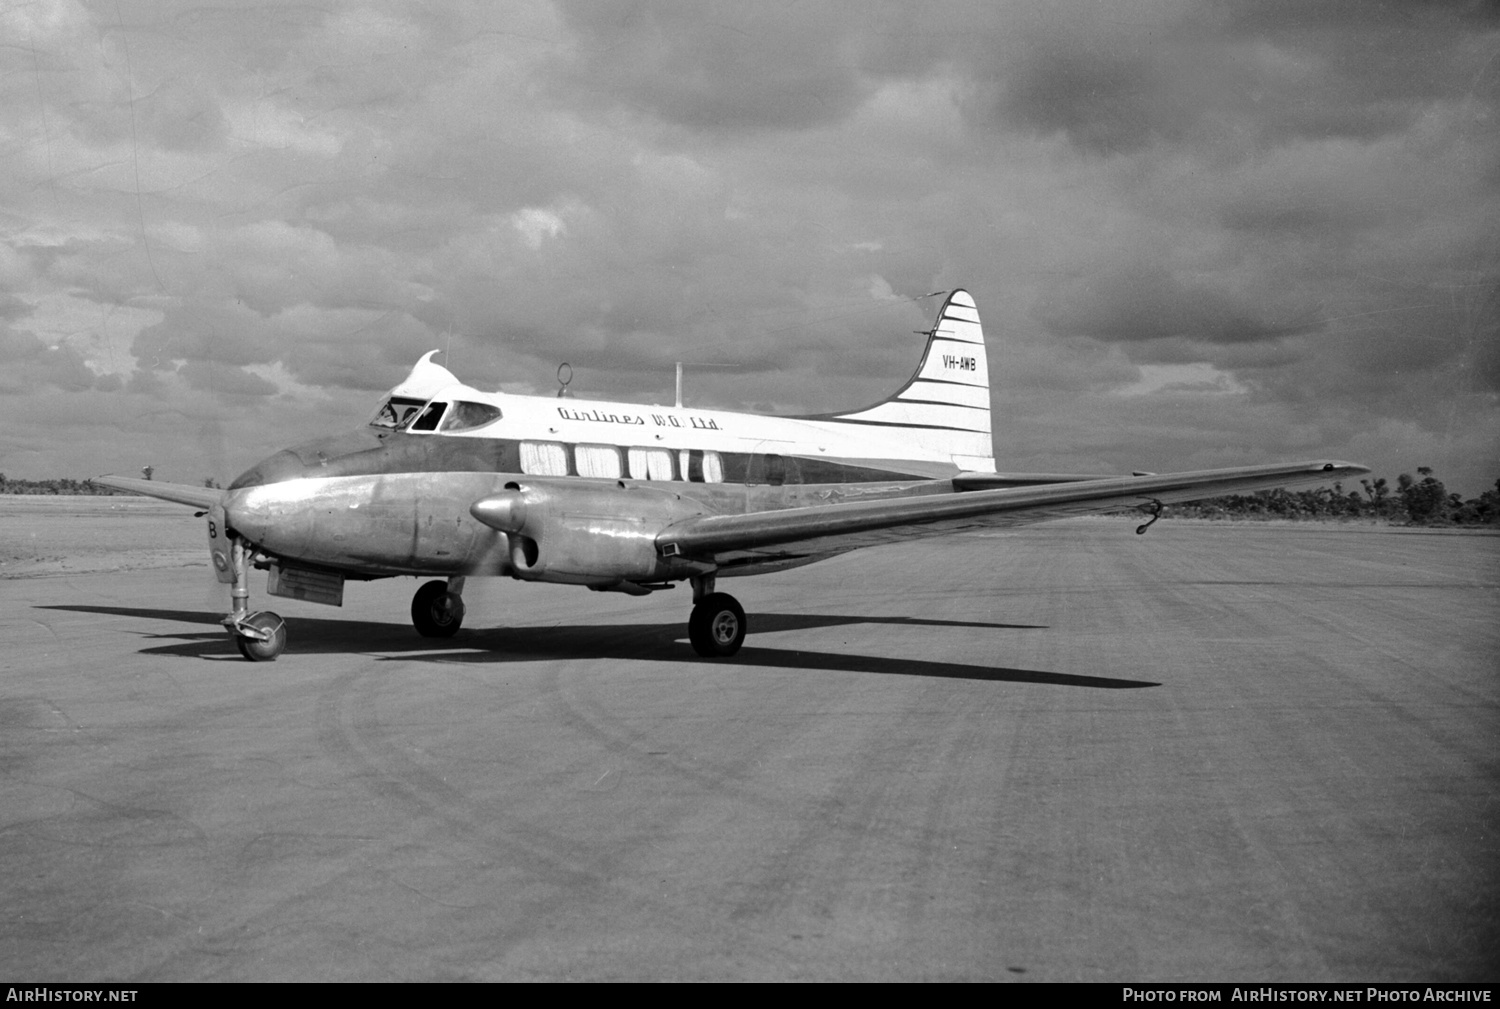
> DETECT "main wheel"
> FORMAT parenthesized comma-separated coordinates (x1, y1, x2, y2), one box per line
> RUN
(235, 611, 287, 661)
(688, 592, 746, 658)
(412, 579, 465, 637)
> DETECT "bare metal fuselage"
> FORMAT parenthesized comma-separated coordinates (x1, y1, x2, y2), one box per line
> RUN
(222, 426, 948, 584)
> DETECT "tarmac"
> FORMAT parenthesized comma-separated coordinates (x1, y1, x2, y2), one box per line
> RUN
(2, 499, 1496, 981)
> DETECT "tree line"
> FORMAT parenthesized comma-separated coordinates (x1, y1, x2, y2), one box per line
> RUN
(0, 474, 220, 495)
(0, 475, 119, 496)
(1, 467, 1496, 525)
(1163, 467, 1500, 526)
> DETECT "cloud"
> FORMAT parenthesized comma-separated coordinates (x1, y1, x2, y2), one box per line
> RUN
(273, 304, 439, 390)
(177, 359, 279, 397)
(511, 206, 569, 248)
(1034, 262, 1320, 346)
(0, 0, 1495, 496)
(553, 1, 877, 132)
(956, 0, 1496, 162)
(995, 49, 1178, 156)
(130, 300, 278, 370)
(0, 325, 112, 393)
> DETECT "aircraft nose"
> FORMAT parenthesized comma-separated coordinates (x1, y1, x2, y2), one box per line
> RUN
(222, 487, 269, 546)
(222, 483, 315, 557)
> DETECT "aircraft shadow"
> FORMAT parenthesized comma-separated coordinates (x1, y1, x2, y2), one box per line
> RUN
(747, 612, 1047, 633)
(35, 605, 1156, 689)
(38, 604, 228, 626)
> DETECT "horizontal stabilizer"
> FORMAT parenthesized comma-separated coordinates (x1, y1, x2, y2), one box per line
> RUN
(93, 475, 224, 510)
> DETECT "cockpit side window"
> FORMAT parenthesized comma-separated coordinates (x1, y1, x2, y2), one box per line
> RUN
(439, 401, 503, 432)
(370, 396, 429, 430)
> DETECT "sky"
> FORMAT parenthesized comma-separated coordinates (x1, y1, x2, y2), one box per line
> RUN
(1, 0, 1497, 494)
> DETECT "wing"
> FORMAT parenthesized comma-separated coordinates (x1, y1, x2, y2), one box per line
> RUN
(657, 460, 1369, 568)
(93, 475, 224, 510)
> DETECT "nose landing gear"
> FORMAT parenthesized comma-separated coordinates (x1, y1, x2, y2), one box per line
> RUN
(223, 536, 287, 661)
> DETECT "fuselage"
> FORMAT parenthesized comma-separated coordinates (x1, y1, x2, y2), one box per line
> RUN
(221, 289, 996, 584)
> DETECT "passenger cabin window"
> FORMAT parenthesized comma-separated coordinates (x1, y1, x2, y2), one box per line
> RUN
(746, 452, 797, 485)
(679, 449, 724, 483)
(370, 396, 428, 430)
(574, 444, 622, 479)
(408, 402, 447, 432)
(440, 401, 502, 432)
(628, 448, 676, 481)
(520, 441, 570, 476)
(765, 453, 785, 486)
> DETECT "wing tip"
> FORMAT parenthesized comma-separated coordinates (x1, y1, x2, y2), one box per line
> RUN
(1315, 460, 1371, 477)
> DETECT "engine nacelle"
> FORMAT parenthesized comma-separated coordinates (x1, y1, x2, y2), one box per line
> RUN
(470, 480, 712, 585)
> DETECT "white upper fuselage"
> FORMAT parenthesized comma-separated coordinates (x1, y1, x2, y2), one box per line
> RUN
(400, 370, 982, 482)
(381, 286, 996, 480)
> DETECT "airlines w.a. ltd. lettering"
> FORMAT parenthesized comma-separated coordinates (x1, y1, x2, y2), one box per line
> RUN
(557, 406, 721, 431)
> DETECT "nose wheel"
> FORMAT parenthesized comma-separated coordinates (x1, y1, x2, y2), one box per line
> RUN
(232, 611, 287, 661)
(412, 578, 465, 637)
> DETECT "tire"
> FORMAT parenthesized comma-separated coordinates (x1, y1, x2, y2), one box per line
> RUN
(688, 593, 746, 658)
(412, 579, 464, 637)
(235, 611, 287, 661)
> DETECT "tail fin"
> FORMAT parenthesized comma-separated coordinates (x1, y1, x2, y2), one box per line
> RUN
(822, 289, 994, 471)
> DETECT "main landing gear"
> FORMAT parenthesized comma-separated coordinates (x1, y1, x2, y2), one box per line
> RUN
(412, 577, 465, 637)
(688, 576, 746, 658)
(224, 536, 286, 662)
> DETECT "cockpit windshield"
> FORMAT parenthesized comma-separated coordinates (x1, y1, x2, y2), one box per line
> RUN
(409, 401, 446, 431)
(370, 396, 431, 431)
(370, 394, 500, 434)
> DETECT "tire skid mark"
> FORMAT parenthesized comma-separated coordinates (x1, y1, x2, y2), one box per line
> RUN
(309, 658, 788, 973)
